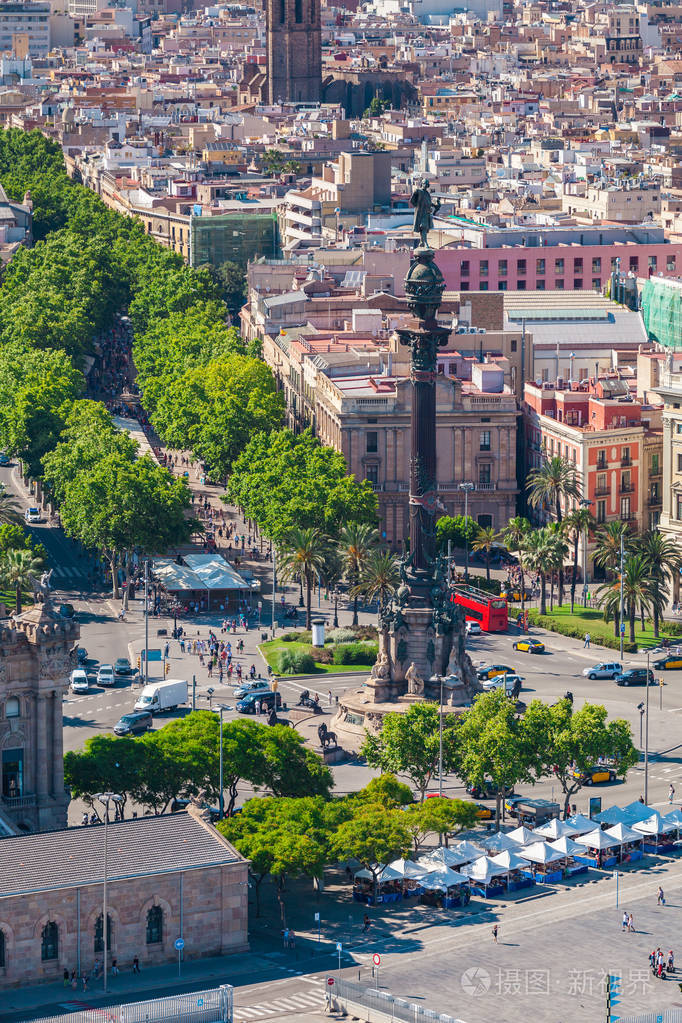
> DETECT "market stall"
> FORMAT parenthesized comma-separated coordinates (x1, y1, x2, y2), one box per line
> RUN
(387, 858, 427, 900)
(461, 856, 508, 898)
(518, 841, 565, 883)
(419, 847, 473, 871)
(449, 840, 486, 863)
(547, 836, 589, 877)
(489, 849, 535, 891)
(353, 864, 402, 904)
(507, 826, 537, 846)
(533, 818, 582, 841)
(565, 813, 599, 836)
(574, 828, 619, 867)
(604, 822, 644, 863)
(419, 867, 472, 908)
(483, 831, 523, 854)
(632, 814, 678, 853)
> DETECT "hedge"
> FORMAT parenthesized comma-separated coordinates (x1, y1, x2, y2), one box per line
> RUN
(331, 641, 379, 665)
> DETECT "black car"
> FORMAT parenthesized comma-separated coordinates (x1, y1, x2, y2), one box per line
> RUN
(114, 657, 137, 678)
(466, 781, 516, 800)
(614, 668, 655, 687)
(113, 711, 152, 736)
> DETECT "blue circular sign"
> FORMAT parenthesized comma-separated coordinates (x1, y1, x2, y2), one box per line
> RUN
(175, 937, 185, 951)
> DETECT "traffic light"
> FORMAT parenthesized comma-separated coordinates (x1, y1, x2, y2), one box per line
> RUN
(137, 656, 141, 671)
(165, 661, 170, 676)
(606, 973, 621, 1023)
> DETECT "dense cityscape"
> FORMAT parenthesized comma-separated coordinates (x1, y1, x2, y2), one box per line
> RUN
(1, 0, 682, 1021)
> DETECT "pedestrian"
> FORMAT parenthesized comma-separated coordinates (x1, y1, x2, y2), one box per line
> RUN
(658, 886, 666, 905)
(64, 968, 70, 987)
(208, 661, 213, 678)
(670, 783, 675, 804)
(362, 914, 371, 934)
(584, 632, 591, 648)
(628, 913, 635, 932)
(328, 689, 332, 705)
(669, 950, 675, 974)
(82, 973, 89, 992)
(622, 910, 629, 932)
(283, 928, 289, 948)
(492, 924, 498, 943)
(71, 971, 77, 990)
(111, 958, 119, 976)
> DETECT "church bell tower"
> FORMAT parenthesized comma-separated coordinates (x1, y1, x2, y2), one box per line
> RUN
(266, 0, 321, 105)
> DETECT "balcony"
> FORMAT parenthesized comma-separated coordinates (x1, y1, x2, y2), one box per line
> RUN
(477, 482, 497, 491)
(596, 459, 608, 471)
(621, 457, 632, 468)
(1, 794, 35, 808)
(595, 485, 609, 497)
(648, 494, 662, 506)
(620, 483, 634, 494)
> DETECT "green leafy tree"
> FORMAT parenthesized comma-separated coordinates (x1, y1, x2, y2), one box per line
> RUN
(523, 699, 638, 819)
(215, 260, 247, 317)
(353, 548, 400, 615)
(0, 522, 46, 562)
(412, 796, 480, 850)
(356, 773, 414, 807)
(435, 514, 477, 552)
(0, 547, 43, 612)
(455, 689, 536, 829)
(0, 485, 22, 527)
(64, 734, 145, 819)
(331, 802, 411, 902)
(562, 507, 595, 613)
(363, 702, 459, 803)
(256, 726, 334, 798)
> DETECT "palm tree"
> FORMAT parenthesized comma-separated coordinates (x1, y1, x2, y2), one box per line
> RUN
(0, 548, 44, 613)
(353, 548, 400, 615)
(0, 484, 22, 526)
(597, 553, 652, 643)
(522, 527, 556, 615)
(471, 525, 500, 582)
(527, 456, 581, 526)
(636, 531, 680, 638)
(501, 516, 531, 615)
(278, 527, 329, 630)
(563, 507, 595, 613)
(594, 521, 631, 580)
(527, 457, 580, 608)
(337, 523, 379, 625)
(545, 524, 569, 612)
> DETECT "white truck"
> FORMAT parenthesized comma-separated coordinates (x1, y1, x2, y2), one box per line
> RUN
(134, 679, 188, 714)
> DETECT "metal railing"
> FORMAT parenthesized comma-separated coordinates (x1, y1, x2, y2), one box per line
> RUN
(619, 1012, 682, 1023)
(25, 985, 233, 1023)
(333, 978, 465, 1023)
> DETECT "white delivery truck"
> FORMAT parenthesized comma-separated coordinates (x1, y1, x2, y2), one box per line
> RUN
(134, 679, 188, 714)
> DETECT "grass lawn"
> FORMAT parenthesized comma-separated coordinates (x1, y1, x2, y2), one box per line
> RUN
(530, 604, 674, 651)
(259, 638, 374, 675)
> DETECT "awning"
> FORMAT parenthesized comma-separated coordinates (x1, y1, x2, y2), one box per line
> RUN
(575, 829, 620, 851)
(548, 836, 584, 857)
(533, 819, 579, 841)
(354, 864, 402, 882)
(419, 867, 470, 891)
(604, 823, 643, 844)
(419, 847, 472, 870)
(489, 849, 529, 871)
(632, 814, 677, 837)
(518, 841, 564, 865)
(461, 856, 508, 884)
(184, 554, 252, 590)
(448, 840, 486, 863)
(506, 826, 537, 846)
(387, 858, 426, 879)
(565, 813, 599, 835)
(483, 831, 522, 854)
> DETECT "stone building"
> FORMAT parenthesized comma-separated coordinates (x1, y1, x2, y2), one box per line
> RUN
(0, 806, 249, 988)
(0, 602, 78, 836)
(266, 0, 321, 104)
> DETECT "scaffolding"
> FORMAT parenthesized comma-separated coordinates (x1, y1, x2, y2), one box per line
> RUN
(640, 276, 682, 349)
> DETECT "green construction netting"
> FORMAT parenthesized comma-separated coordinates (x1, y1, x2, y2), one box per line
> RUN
(641, 278, 682, 349)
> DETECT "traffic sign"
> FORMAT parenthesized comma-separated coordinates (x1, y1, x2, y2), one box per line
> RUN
(336, 942, 342, 951)
(327, 978, 335, 987)
(175, 937, 185, 951)
(314, 912, 320, 922)
(372, 953, 381, 966)
(620, 624, 625, 635)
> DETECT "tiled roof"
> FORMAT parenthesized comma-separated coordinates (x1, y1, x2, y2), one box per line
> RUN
(0, 811, 243, 897)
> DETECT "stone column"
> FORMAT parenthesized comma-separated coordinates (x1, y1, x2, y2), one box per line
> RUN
(52, 689, 63, 798)
(408, 330, 438, 573)
(36, 695, 48, 800)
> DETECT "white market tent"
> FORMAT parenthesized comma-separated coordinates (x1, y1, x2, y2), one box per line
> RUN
(419, 867, 470, 891)
(448, 840, 486, 863)
(575, 829, 620, 851)
(489, 849, 529, 871)
(621, 802, 660, 825)
(548, 836, 584, 858)
(592, 805, 627, 826)
(483, 831, 522, 853)
(533, 818, 579, 841)
(663, 809, 682, 827)
(388, 858, 426, 879)
(354, 865, 402, 882)
(605, 822, 643, 844)
(632, 814, 677, 836)
(518, 842, 564, 866)
(419, 847, 472, 870)
(153, 554, 252, 610)
(461, 856, 508, 884)
(565, 813, 598, 836)
(507, 826, 537, 846)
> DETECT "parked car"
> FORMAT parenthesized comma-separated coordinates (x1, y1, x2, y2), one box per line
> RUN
(570, 764, 617, 785)
(512, 638, 545, 654)
(97, 664, 116, 687)
(0, 452, 10, 466)
(653, 654, 682, 671)
(233, 678, 270, 699)
(114, 657, 137, 678)
(114, 712, 153, 736)
(477, 664, 515, 681)
(465, 621, 482, 637)
(582, 662, 622, 680)
(466, 780, 515, 800)
(614, 668, 655, 687)
(69, 669, 89, 694)
(481, 672, 524, 696)
(237, 691, 282, 714)
(24, 506, 42, 524)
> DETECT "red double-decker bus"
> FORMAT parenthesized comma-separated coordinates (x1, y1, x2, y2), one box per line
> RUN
(451, 585, 508, 632)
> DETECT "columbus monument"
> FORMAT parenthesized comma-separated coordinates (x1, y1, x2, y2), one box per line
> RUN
(334, 183, 481, 741)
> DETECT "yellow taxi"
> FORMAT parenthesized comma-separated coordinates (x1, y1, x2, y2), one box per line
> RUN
(477, 664, 515, 680)
(653, 654, 682, 670)
(473, 802, 494, 820)
(570, 765, 616, 785)
(512, 638, 545, 654)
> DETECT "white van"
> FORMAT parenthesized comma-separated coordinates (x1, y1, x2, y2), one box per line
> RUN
(134, 679, 188, 714)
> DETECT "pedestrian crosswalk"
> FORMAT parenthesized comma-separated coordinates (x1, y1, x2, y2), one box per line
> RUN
(234, 987, 324, 1019)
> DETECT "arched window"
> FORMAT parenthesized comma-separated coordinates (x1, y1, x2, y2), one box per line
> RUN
(41, 922, 58, 961)
(5, 698, 19, 718)
(94, 913, 112, 954)
(146, 906, 163, 945)
(0, 929, 5, 968)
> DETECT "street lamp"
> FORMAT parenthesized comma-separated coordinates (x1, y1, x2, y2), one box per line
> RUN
(217, 704, 230, 820)
(580, 497, 593, 608)
(637, 702, 644, 748)
(333, 587, 339, 629)
(95, 792, 122, 994)
(459, 482, 475, 582)
(437, 674, 444, 800)
(645, 653, 650, 805)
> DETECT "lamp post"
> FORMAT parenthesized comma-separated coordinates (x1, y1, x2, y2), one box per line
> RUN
(217, 704, 229, 820)
(438, 674, 444, 800)
(333, 588, 339, 629)
(144, 559, 150, 685)
(645, 652, 650, 805)
(580, 497, 593, 608)
(637, 702, 644, 748)
(271, 546, 276, 639)
(619, 532, 625, 660)
(459, 482, 475, 582)
(95, 792, 122, 994)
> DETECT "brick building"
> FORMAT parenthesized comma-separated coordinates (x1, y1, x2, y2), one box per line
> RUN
(0, 806, 249, 988)
(0, 601, 78, 837)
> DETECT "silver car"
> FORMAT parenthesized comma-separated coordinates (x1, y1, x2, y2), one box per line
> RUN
(582, 662, 622, 680)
